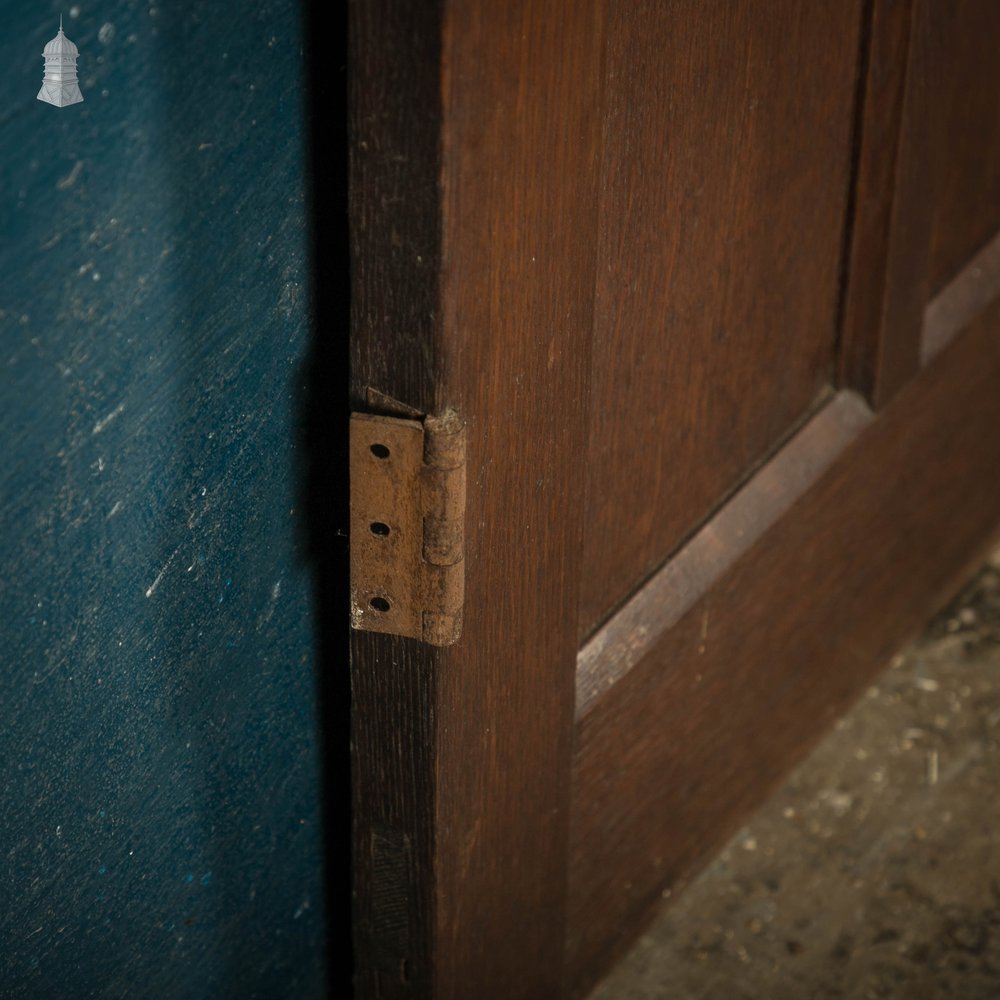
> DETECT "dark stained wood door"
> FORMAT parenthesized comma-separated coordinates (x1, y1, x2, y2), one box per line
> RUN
(349, 1, 1000, 996)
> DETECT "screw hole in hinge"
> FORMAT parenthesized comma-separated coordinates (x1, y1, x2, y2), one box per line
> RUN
(369, 522, 390, 537)
(369, 596, 391, 613)
(370, 443, 390, 459)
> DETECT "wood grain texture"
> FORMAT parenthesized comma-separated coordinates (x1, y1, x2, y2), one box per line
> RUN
(434, 1, 606, 996)
(923, 227, 1000, 364)
(919, 0, 1000, 295)
(576, 390, 873, 717)
(350, 630, 437, 997)
(349, 0, 443, 415)
(348, 0, 444, 993)
(568, 303, 1000, 996)
(352, 1, 606, 995)
(860, 0, 1000, 408)
(579, 0, 863, 638)
(859, 0, 934, 409)
(349, 4, 1000, 996)
(837, 0, 920, 405)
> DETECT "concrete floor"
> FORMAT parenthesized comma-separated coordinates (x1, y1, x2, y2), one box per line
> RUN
(592, 547, 1000, 1000)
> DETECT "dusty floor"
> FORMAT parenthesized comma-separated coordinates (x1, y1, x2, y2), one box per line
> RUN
(592, 548, 1000, 1000)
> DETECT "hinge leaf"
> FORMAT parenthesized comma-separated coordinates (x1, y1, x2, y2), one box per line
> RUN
(350, 409, 466, 645)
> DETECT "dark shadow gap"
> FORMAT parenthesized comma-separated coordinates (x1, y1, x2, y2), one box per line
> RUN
(832, 0, 877, 382)
(299, 1, 352, 994)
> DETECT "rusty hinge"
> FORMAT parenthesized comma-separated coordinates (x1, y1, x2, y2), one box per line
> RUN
(350, 402, 466, 646)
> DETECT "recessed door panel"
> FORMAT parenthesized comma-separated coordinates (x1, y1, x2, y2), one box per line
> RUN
(580, 0, 864, 636)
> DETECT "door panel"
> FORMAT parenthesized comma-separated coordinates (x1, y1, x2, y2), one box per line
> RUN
(570, 0, 1000, 991)
(581, 0, 863, 635)
(569, 322, 1000, 992)
(919, 0, 1000, 293)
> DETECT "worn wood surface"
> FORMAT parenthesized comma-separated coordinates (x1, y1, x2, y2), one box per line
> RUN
(837, 0, 920, 406)
(348, 0, 444, 993)
(923, 228, 1000, 364)
(858, 0, 1000, 410)
(434, 1, 605, 995)
(348, 3, 1000, 997)
(576, 391, 873, 718)
(569, 303, 1000, 995)
(350, 0, 605, 995)
(860, 0, 935, 411)
(919, 0, 1000, 294)
(579, 0, 862, 638)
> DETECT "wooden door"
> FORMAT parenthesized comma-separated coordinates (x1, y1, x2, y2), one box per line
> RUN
(349, 1, 1000, 996)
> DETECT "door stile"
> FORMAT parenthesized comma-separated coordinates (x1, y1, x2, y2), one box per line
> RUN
(349, 0, 446, 995)
(837, 0, 927, 408)
(434, 1, 606, 997)
(351, 0, 608, 996)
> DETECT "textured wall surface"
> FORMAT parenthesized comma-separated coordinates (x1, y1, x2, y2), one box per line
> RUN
(0, 2, 326, 995)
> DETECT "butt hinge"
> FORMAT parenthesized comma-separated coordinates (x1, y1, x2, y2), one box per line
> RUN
(350, 407, 466, 646)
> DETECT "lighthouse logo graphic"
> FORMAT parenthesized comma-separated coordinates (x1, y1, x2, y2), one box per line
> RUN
(37, 16, 84, 108)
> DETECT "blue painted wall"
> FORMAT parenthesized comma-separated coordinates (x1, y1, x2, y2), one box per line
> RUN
(1, 2, 327, 995)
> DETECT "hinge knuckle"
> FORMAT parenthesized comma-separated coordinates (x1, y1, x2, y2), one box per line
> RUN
(422, 610, 463, 647)
(422, 515, 463, 566)
(423, 409, 465, 468)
